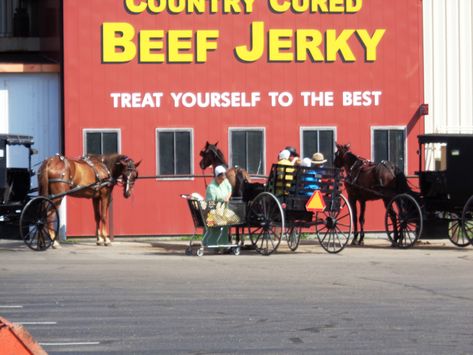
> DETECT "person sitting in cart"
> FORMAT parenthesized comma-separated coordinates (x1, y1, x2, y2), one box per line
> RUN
(297, 153, 327, 196)
(285, 146, 301, 165)
(276, 149, 295, 195)
(205, 165, 232, 203)
(299, 157, 319, 196)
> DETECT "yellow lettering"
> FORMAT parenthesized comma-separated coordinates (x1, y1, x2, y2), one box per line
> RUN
(346, 0, 363, 13)
(325, 29, 355, 62)
(329, 0, 344, 13)
(196, 30, 219, 63)
(269, 29, 293, 62)
(188, 0, 206, 13)
(296, 30, 324, 62)
(243, 0, 256, 13)
(102, 22, 136, 63)
(234, 21, 265, 62)
(167, 30, 193, 63)
(168, 0, 186, 14)
(268, 0, 291, 13)
(148, 0, 166, 13)
(356, 29, 385, 61)
(139, 30, 164, 63)
(224, 0, 242, 13)
(124, 0, 147, 14)
(311, 0, 328, 12)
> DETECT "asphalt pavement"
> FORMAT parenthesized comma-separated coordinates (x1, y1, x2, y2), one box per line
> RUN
(0, 236, 472, 354)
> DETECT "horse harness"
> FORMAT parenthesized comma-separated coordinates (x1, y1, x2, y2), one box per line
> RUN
(48, 154, 115, 191)
(345, 155, 395, 188)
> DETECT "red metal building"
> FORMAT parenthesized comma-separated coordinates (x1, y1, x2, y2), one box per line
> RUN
(63, 0, 424, 236)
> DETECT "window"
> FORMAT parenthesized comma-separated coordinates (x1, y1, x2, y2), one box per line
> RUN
(229, 129, 265, 175)
(84, 130, 120, 155)
(301, 128, 335, 167)
(157, 129, 192, 177)
(372, 128, 406, 171)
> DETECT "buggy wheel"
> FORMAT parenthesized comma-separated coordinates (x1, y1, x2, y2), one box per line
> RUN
(247, 192, 284, 255)
(385, 194, 423, 248)
(447, 215, 470, 247)
(286, 226, 302, 252)
(20, 197, 59, 251)
(461, 195, 473, 245)
(315, 194, 353, 253)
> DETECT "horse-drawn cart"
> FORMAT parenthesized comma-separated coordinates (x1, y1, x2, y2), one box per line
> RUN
(0, 134, 60, 251)
(182, 164, 353, 255)
(382, 134, 473, 248)
(336, 135, 473, 249)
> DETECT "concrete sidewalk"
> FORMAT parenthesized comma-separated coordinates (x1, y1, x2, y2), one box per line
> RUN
(0, 235, 466, 255)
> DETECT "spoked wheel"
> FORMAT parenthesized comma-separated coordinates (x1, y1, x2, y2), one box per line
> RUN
(20, 197, 60, 251)
(286, 226, 302, 251)
(385, 194, 423, 248)
(447, 215, 470, 247)
(247, 192, 285, 255)
(315, 194, 353, 253)
(461, 195, 473, 246)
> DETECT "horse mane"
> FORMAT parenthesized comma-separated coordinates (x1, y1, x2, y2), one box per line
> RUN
(86, 153, 129, 179)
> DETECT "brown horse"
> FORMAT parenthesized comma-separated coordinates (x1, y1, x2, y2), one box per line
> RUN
(38, 154, 140, 247)
(334, 143, 413, 245)
(199, 141, 251, 197)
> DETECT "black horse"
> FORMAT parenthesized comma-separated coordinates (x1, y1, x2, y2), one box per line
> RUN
(199, 141, 251, 197)
(334, 143, 414, 245)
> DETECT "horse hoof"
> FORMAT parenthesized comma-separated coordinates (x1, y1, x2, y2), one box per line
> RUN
(359, 241, 365, 246)
(96, 241, 104, 246)
(52, 240, 61, 249)
(351, 240, 358, 246)
(104, 238, 112, 246)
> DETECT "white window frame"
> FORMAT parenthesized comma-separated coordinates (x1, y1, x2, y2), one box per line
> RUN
(82, 128, 121, 155)
(299, 126, 337, 159)
(228, 127, 266, 175)
(370, 126, 408, 172)
(156, 128, 194, 181)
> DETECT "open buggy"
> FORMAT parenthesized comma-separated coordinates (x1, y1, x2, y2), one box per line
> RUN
(379, 134, 473, 248)
(182, 163, 353, 256)
(0, 134, 60, 251)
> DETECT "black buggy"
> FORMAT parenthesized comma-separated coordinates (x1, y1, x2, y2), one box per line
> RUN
(384, 134, 473, 248)
(0, 134, 60, 251)
(182, 164, 353, 256)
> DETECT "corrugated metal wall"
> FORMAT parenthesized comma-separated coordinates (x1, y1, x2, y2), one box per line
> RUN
(423, 0, 473, 134)
(0, 73, 61, 177)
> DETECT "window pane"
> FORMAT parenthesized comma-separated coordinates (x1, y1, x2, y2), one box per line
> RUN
(247, 131, 264, 174)
(319, 130, 334, 167)
(302, 130, 318, 159)
(389, 130, 405, 171)
(374, 130, 388, 163)
(158, 132, 175, 175)
(175, 132, 191, 175)
(231, 131, 247, 169)
(86, 132, 101, 155)
(102, 132, 118, 154)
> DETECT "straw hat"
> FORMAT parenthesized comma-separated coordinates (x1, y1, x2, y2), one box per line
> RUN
(311, 152, 327, 165)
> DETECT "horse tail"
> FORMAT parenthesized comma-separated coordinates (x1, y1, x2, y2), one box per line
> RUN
(38, 158, 50, 197)
(232, 167, 246, 198)
(394, 167, 419, 199)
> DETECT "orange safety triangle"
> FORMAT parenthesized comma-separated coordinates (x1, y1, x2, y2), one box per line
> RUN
(305, 190, 326, 212)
